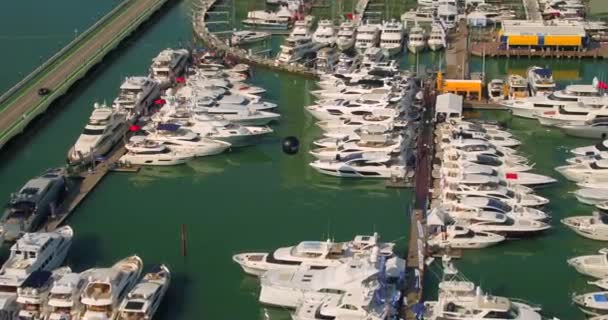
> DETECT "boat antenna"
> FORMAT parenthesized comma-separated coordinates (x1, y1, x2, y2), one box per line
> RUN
(327, 219, 332, 242)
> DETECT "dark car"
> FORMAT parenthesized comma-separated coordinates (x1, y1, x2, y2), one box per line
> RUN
(37, 88, 51, 96)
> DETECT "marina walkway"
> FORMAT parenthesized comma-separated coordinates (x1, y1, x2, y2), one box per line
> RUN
(0, 0, 169, 151)
(445, 21, 470, 79)
(522, 0, 543, 21)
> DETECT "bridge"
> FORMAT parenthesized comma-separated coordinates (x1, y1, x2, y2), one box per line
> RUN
(0, 0, 170, 150)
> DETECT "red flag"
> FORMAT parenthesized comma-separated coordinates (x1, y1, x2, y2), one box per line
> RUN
(345, 13, 354, 20)
(598, 81, 608, 90)
(175, 77, 186, 83)
(129, 125, 141, 132)
(154, 99, 166, 105)
(505, 173, 518, 180)
(544, 111, 556, 115)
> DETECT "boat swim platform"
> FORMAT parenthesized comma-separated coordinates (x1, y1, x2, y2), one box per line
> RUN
(0, 0, 171, 151)
(471, 41, 608, 59)
(42, 144, 128, 231)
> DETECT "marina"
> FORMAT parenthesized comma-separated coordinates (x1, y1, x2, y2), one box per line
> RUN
(1, 0, 608, 319)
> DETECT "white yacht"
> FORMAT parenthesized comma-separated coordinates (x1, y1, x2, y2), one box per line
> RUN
(462, 212, 551, 237)
(556, 159, 608, 182)
(573, 291, 608, 316)
(550, 83, 601, 102)
(196, 107, 280, 126)
(276, 36, 319, 64)
(314, 47, 339, 74)
(113, 77, 160, 121)
(148, 48, 189, 87)
(0, 226, 73, 313)
(407, 24, 427, 54)
(78, 256, 143, 320)
(506, 74, 530, 101)
(354, 23, 380, 53)
(233, 233, 396, 277)
(310, 152, 406, 179)
(506, 95, 568, 119)
(116, 264, 171, 320)
(317, 115, 400, 134)
(336, 22, 356, 51)
(120, 137, 194, 166)
(563, 211, 608, 241)
(16, 267, 71, 320)
(437, 3, 458, 29)
(442, 152, 532, 173)
(427, 23, 446, 51)
(145, 124, 231, 157)
(560, 118, 608, 139)
(442, 182, 549, 207)
(427, 225, 505, 249)
(68, 103, 128, 164)
(379, 20, 404, 56)
(575, 188, 608, 206)
(309, 136, 403, 160)
(568, 249, 608, 278)
(43, 271, 86, 320)
(312, 20, 336, 46)
(230, 30, 271, 46)
(290, 19, 313, 39)
(438, 129, 521, 148)
(572, 141, 608, 157)
(258, 250, 403, 308)
(242, 8, 293, 30)
(527, 66, 556, 96)
(487, 79, 505, 102)
(536, 103, 608, 127)
(440, 162, 556, 187)
(334, 54, 361, 75)
(443, 196, 550, 221)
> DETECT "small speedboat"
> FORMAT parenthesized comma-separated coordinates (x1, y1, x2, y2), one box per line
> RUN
(568, 249, 608, 278)
(427, 225, 505, 249)
(231, 30, 271, 45)
(562, 211, 608, 241)
(573, 291, 608, 316)
(575, 188, 608, 206)
(560, 119, 608, 139)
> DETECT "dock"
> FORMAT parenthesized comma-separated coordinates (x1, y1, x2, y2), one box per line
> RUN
(522, 0, 542, 21)
(445, 21, 470, 80)
(471, 41, 608, 59)
(44, 144, 128, 231)
(0, 0, 170, 151)
(403, 79, 436, 320)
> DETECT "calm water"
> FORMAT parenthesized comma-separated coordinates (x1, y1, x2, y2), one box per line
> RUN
(0, 0, 606, 319)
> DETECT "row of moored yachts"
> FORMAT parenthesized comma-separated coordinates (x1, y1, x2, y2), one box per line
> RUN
(305, 60, 423, 178)
(0, 226, 169, 320)
(426, 117, 557, 249)
(231, 231, 550, 320)
(69, 49, 277, 167)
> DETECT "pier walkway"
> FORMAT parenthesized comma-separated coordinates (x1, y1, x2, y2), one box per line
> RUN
(445, 20, 470, 79)
(522, 0, 543, 21)
(0, 0, 169, 151)
(403, 79, 436, 320)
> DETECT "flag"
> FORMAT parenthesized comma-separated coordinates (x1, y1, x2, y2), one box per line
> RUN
(598, 81, 608, 90)
(345, 13, 354, 20)
(505, 172, 518, 180)
(129, 125, 141, 132)
(154, 99, 166, 105)
(175, 77, 186, 83)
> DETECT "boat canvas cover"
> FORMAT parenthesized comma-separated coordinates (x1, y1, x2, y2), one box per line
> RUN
(435, 93, 463, 118)
(157, 123, 181, 131)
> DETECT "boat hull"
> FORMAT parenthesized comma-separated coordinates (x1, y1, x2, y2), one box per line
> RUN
(561, 127, 608, 139)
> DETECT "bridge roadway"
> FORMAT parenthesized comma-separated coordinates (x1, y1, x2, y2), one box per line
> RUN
(0, 0, 168, 150)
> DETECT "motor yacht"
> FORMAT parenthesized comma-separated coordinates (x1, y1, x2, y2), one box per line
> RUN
(563, 211, 608, 241)
(442, 181, 549, 207)
(440, 162, 556, 187)
(572, 141, 608, 157)
(536, 102, 608, 127)
(336, 22, 356, 51)
(506, 74, 530, 101)
(438, 3, 458, 29)
(232, 233, 396, 277)
(15, 267, 71, 320)
(0, 226, 73, 313)
(310, 152, 406, 179)
(259, 249, 403, 308)
(444, 196, 550, 221)
(334, 54, 361, 75)
(379, 19, 404, 56)
(441, 171, 534, 194)
(148, 48, 189, 87)
(438, 139, 527, 164)
(575, 188, 608, 206)
(354, 23, 380, 53)
(317, 115, 403, 134)
(144, 124, 231, 157)
(43, 271, 87, 320)
(427, 23, 446, 51)
(120, 137, 194, 166)
(113, 77, 160, 122)
(407, 24, 427, 54)
(242, 8, 293, 30)
(1, 168, 67, 242)
(506, 95, 570, 119)
(290, 19, 313, 39)
(438, 129, 521, 148)
(78, 256, 143, 320)
(573, 291, 608, 316)
(312, 20, 336, 46)
(276, 36, 319, 64)
(550, 83, 600, 102)
(568, 249, 608, 278)
(442, 152, 532, 173)
(427, 225, 505, 249)
(116, 264, 171, 320)
(306, 101, 397, 121)
(401, 7, 435, 24)
(309, 135, 403, 160)
(527, 66, 556, 96)
(487, 79, 505, 102)
(560, 118, 608, 139)
(68, 103, 128, 164)
(196, 107, 280, 126)
(556, 159, 608, 182)
(231, 30, 271, 46)
(462, 212, 550, 237)
(314, 47, 339, 74)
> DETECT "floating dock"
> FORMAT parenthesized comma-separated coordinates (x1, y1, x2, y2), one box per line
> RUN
(0, 0, 170, 151)
(445, 21, 470, 80)
(403, 79, 436, 320)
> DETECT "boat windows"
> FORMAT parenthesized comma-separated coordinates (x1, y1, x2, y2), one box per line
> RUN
(453, 230, 475, 238)
(590, 162, 608, 170)
(82, 128, 105, 135)
(548, 93, 578, 102)
(596, 142, 608, 151)
(558, 106, 588, 116)
(340, 304, 359, 310)
(0, 286, 17, 293)
(318, 288, 345, 294)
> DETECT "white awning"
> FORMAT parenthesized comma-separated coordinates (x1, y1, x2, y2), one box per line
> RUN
(435, 93, 463, 118)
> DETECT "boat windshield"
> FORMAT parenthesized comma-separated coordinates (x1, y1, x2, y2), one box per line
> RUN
(596, 142, 608, 151)
(486, 199, 511, 212)
(83, 128, 105, 135)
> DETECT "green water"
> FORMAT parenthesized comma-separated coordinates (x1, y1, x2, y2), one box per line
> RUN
(0, 0, 607, 319)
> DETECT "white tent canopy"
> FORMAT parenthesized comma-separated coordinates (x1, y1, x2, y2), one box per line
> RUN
(435, 93, 463, 120)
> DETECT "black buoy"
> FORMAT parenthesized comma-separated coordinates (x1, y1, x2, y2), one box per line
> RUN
(282, 136, 300, 155)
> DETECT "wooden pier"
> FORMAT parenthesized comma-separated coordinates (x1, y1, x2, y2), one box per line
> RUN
(445, 21, 471, 80)
(0, 0, 171, 151)
(471, 41, 608, 59)
(43, 144, 128, 231)
(403, 79, 437, 320)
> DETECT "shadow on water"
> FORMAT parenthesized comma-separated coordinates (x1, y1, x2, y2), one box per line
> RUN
(65, 233, 103, 271)
(0, 0, 181, 168)
(156, 271, 188, 319)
